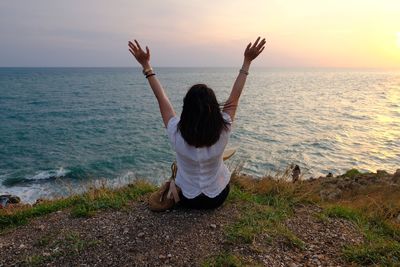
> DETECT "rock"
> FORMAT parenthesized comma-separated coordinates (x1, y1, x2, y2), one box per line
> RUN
(292, 165, 301, 183)
(0, 194, 21, 208)
(210, 224, 217, 229)
(396, 213, 400, 223)
(42, 252, 51, 257)
(393, 169, 400, 183)
(167, 253, 172, 258)
(19, 244, 26, 249)
(33, 198, 45, 206)
(320, 188, 342, 201)
(159, 254, 166, 260)
(350, 181, 359, 189)
(9, 195, 20, 204)
(36, 225, 45, 231)
(123, 228, 129, 234)
(376, 170, 389, 178)
(137, 232, 145, 238)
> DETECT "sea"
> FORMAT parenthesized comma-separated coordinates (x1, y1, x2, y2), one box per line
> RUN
(0, 67, 399, 203)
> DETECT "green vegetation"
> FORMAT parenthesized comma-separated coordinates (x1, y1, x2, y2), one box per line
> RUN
(35, 234, 54, 247)
(320, 169, 400, 266)
(226, 184, 304, 248)
(224, 169, 400, 266)
(0, 181, 155, 231)
(202, 252, 245, 267)
(70, 182, 155, 217)
(23, 255, 47, 266)
(325, 205, 400, 265)
(343, 168, 361, 178)
(23, 230, 100, 266)
(0, 198, 76, 230)
(64, 231, 98, 252)
(216, 174, 308, 266)
(205, 156, 307, 267)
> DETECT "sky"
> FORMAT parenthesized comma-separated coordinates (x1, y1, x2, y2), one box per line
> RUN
(0, 0, 399, 68)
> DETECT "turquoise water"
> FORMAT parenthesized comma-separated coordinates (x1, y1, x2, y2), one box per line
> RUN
(1, 67, 399, 202)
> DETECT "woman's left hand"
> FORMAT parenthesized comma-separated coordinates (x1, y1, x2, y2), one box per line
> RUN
(128, 40, 150, 67)
(244, 37, 266, 63)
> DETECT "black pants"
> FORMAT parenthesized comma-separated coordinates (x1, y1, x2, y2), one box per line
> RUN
(179, 184, 230, 210)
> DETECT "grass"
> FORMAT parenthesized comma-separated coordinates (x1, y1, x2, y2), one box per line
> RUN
(207, 171, 308, 266)
(342, 242, 400, 266)
(35, 234, 54, 247)
(23, 230, 100, 266)
(343, 168, 362, 178)
(23, 255, 47, 266)
(202, 252, 245, 267)
(339, 184, 400, 221)
(63, 231, 100, 253)
(319, 169, 400, 265)
(226, 188, 304, 249)
(69, 181, 155, 217)
(225, 168, 400, 265)
(225, 202, 278, 243)
(225, 172, 307, 248)
(0, 198, 77, 230)
(324, 205, 400, 265)
(0, 180, 155, 231)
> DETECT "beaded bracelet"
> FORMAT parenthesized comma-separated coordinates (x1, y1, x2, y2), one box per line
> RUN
(142, 67, 153, 76)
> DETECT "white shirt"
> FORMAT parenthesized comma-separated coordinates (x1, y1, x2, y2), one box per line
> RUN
(166, 112, 232, 199)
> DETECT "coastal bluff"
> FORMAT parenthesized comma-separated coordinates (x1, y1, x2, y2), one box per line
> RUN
(1, 168, 399, 266)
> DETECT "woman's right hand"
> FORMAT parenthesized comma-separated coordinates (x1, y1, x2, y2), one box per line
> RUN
(128, 40, 151, 68)
(244, 37, 266, 62)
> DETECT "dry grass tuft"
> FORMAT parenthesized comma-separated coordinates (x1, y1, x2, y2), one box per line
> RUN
(230, 167, 317, 205)
(336, 184, 400, 223)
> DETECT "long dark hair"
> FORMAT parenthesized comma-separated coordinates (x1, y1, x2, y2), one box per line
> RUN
(178, 84, 230, 148)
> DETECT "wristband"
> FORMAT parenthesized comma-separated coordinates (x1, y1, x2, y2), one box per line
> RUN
(146, 73, 156, 79)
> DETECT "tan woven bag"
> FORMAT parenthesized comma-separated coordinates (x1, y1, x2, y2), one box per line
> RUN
(148, 162, 181, 212)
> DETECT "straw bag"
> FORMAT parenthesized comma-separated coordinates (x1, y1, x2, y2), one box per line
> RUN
(148, 162, 181, 212)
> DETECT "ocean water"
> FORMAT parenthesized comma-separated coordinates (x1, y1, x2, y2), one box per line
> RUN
(0, 67, 399, 202)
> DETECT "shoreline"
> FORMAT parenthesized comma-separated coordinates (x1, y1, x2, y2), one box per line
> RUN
(1, 166, 400, 206)
(2, 164, 400, 206)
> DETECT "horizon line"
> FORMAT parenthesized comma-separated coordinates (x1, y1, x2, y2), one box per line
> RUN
(1, 66, 399, 70)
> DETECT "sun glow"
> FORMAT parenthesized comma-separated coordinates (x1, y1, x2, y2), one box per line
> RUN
(397, 32, 400, 48)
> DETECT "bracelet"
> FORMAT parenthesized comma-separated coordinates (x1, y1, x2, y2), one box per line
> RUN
(142, 67, 153, 76)
(239, 69, 249, 75)
(146, 73, 156, 79)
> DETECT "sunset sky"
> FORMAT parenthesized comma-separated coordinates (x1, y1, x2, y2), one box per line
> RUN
(0, 0, 399, 68)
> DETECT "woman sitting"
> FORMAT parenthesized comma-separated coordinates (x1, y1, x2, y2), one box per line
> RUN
(128, 37, 266, 210)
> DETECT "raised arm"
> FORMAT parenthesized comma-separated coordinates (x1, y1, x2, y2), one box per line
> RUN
(223, 37, 266, 121)
(128, 40, 176, 127)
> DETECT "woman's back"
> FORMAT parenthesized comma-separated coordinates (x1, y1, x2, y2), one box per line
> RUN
(167, 112, 232, 198)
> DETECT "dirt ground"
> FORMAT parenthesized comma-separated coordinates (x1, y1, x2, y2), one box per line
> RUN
(0, 198, 364, 267)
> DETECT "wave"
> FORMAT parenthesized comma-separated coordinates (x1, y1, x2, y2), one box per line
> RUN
(2, 167, 88, 187)
(29, 167, 69, 180)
